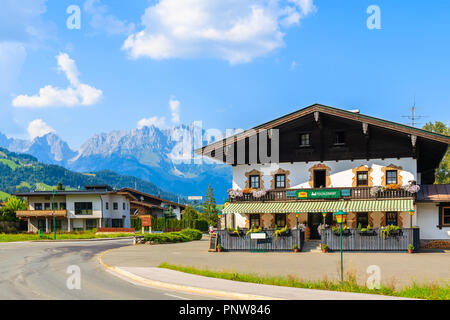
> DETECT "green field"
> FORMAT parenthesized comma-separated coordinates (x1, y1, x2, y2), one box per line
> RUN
(0, 230, 137, 242)
(0, 159, 18, 170)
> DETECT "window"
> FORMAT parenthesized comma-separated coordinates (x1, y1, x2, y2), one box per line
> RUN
(443, 207, 450, 226)
(385, 212, 398, 226)
(356, 212, 369, 228)
(59, 202, 66, 210)
(300, 133, 310, 147)
(74, 202, 93, 215)
(357, 171, 369, 186)
(105, 202, 109, 210)
(313, 170, 326, 188)
(123, 202, 126, 210)
(35, 203, 42, 210)
(334, 131, 346, 145)
(386, 170, 398, 185)
(112, 219, 123, 228)
(86, 219, 97, 230)
(44, 203, 51, 210)
(249, 214, 260, 228)
(275, 174, 286, 189)
(275, 214, 286, 228)
(113, 202, 118, 210)
(249, 175, 260, 189)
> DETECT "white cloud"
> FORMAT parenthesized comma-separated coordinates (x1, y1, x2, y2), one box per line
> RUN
(137, 97, 182, 129)
(12, 52, 102, 108)
(27, 119, 55, 139)
(84, 0, 135, 36)
(122, 0, 316, 64)
(137, 116, 167, 129)
(169, 98, 180, 124)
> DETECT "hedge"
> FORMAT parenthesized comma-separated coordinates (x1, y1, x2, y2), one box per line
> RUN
(143, 229, 203, 244)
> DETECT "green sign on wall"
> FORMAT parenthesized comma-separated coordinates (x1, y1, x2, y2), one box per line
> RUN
(296, 189, 341, 199)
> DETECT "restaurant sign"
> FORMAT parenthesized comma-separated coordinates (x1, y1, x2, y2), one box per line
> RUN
(296, 189, 341, 199)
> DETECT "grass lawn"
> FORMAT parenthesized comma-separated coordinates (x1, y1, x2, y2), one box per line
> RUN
(159, 262, 450, 300)
(0, 230, 138, 242)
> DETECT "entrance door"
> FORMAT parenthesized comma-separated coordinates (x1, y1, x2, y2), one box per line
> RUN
(308, 213, 323, 239)
(313, 170, 326, 188)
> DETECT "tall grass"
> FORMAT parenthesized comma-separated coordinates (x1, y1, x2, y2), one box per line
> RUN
(159, 262, 450, 300)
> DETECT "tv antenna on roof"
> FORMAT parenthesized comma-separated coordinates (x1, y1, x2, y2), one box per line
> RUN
(402, 98, 428, 127)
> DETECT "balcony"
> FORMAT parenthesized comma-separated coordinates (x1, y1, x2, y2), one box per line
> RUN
(16, 210, 68, 218)
(229, 187, 415, 203)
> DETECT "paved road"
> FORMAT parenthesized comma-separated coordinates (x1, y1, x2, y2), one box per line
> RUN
(0, 239, 214, 300)
(103, 238, 450, 288)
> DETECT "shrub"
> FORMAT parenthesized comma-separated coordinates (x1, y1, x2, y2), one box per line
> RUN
(180, 229, 203, 240)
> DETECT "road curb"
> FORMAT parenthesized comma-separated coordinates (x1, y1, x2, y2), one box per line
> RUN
(97, 248, 279, 300)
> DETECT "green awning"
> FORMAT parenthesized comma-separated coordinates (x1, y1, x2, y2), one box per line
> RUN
(283, 201, 347, 213)
(346, 199, 414, 212)
(222, 202, 286, 214)
(223, 199, 414, 215)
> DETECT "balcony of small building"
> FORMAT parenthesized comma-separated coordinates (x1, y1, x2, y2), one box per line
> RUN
(16, 210, 68, 218)
(228, 186, 416, 203)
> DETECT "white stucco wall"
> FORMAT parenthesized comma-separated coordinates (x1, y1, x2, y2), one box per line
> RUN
(66, 194, 102, 219)
(232, 158, 417, 190)
(416, 203, 450, 240)
(100, 194, 130, 228)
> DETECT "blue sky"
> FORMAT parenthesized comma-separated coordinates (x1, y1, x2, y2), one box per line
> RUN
(1, 0, 449, 149)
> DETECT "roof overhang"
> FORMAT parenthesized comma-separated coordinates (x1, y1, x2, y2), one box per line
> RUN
(195, 103, 450, 158)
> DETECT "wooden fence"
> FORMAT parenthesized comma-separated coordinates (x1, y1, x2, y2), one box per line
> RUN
(217, 229, 305, 252)
(321, 228, 420, 252)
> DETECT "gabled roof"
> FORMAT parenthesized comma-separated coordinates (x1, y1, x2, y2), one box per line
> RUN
(196, 103, 450, 155)
(119, 188, 185, 208)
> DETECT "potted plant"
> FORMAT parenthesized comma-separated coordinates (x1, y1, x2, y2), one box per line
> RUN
(292, 244, 299, 253)
(217, 244, 222, 252)
(357, 224, 377, 236)
(408, 244, 414, 253)
(246, 225, 262, 236)
(272, 225, 290, 239)
(332, 225, 351, 236)
(227, 226, 241, 237)
(380, 225, 402, 239)
(322, 244, 329, 253)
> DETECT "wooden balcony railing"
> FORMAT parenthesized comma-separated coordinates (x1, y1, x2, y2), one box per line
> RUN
(229, 187, 415, 203)
(16, 210, 68, 218)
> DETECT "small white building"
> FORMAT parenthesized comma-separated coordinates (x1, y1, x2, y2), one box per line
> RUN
(16, 185, 133, 232)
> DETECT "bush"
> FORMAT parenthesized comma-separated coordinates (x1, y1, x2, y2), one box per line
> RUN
(143, 232, 190, 244)
(194, 219, 209, 232)
(143, 229, 203, 244)
(180, 229, 203, 240)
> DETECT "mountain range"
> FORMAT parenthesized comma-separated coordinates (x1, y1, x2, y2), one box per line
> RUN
(0, 125, 231, 201)
(0, 147, 180, 202)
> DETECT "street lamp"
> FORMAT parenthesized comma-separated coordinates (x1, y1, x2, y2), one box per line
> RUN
(333, 210, 348, 281)
(408, 209, 415, 249)
(217, 212, 222, 230)
(295, 212, 299, 229)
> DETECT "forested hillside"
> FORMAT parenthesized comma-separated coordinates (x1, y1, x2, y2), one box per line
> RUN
(0, 147, 180, 201)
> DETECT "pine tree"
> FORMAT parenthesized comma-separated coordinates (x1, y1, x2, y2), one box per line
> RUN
(203, 184, 218, 226)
